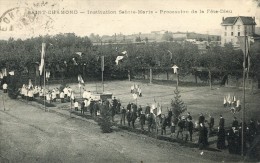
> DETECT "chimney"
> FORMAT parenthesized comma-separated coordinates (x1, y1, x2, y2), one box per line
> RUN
(222, 17, 224, 22)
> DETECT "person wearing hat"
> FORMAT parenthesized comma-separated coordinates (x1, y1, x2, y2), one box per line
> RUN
(198, 113, 205, 124)
(139, 111, 146, 130)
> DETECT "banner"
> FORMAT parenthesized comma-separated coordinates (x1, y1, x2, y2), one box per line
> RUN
(77, 74, 84, 84)
(237, 36, 251, 75)
(39, 43, 46, 76)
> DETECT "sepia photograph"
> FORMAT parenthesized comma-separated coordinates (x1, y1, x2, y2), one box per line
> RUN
(0, 0, 260, 162)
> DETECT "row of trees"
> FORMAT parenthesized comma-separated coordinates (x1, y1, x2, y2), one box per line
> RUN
(0, 33, 259, 85)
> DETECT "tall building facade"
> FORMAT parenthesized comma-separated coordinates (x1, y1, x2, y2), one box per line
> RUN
(221, 16, 256, 47)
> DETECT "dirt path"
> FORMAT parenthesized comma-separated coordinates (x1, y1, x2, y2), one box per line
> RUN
(0, 94, 212, 163)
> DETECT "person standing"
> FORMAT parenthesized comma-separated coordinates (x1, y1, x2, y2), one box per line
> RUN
(186, 118, 194, 142)
(127, 102, 132, 112)
(145, 105, 151, 115)
(137, 105, 142, 117)
(126, 110, 132, 127)
(177, 116, 185, 140)
(131, 110, 137, 129)
(81, 101, 85, 114)
(120, 107, 126, 125)
(161, 115, 168, 135)
(84, 98, 88, 112)
(232, 117, 239, 129)
(198, 113, 205, 124)
(208, 114, 214, 136)
(74, 100, 79, 111)
(147, 113, 154, 132)
(248, 119, 256, 145)
(217, 115, 226, 149)
(198, 122, 209, 150)
(140, 111, 146, 130)
(3, 83, 7, 93)
(60, 91, 64, 103)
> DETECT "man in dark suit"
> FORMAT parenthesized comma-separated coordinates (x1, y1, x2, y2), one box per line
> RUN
(219, 115, 225, 129)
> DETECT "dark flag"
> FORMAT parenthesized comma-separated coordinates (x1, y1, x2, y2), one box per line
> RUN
(237, 36, 253, 77)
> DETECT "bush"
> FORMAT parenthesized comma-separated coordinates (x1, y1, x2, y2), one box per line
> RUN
(98, 103, 112, 133)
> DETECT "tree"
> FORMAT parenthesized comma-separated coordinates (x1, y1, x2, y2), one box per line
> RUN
(171, 88, 187, 123)
(98, 102, 112, 133)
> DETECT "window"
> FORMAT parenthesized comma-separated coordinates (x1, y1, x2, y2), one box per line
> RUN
(225, 26, 227, 30)
(238, 25, 240, 30)
(231, 32, 233, 36)
(231, 39, 233, 43)
(224, 32, 227, 36)
(238, 32, 240, 36)
(231, 26, 233, 30)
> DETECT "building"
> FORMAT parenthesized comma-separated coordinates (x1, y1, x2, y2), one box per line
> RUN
(221, 16, 257, 47)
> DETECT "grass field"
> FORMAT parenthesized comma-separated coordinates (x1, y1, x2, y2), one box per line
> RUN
(47, 79, 260, 127)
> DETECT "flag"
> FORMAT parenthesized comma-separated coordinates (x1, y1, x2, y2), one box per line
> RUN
(2, 68, 7, 76)
(75, 52, 83, 57)
(172, 65, 178, 74)
(152, 103, 162, 116)
(29, 79, 33, 88)
(77, 74, 84, 84)
(122, 51, 128, 57)
(72, 58, 78, 65)
(9, 71, 14, 75)
(115, 56, 124, 65)
(39, 43, 46, 76)
(46, 71, 51, 79)
(237, 36, 251, 75)
(132, 93, 138, 100)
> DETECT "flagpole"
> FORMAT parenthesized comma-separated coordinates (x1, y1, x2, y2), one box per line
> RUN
(44, 60, 46, 112)
(2, 92, 5, 111)
(241, 30, 246, 157)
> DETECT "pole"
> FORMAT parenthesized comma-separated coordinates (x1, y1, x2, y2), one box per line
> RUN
(102, 70, 104, 92)
(2, 92, 5, 111)
(176, 72, 179, 90)
(44, 64, 46, 112)
(101, 56, 104, 93)
(241, 30, 246, 157)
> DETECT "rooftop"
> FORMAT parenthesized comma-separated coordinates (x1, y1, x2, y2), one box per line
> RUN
(221, 16, 256, 26)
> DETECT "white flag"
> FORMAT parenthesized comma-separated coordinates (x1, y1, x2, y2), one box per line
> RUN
(132, 93, 138, 100)
(115, 56, 124, 65)
(77, 74, 84, 84)
(39, 43, 46, 75)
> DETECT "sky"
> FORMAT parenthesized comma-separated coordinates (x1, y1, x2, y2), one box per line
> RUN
(0, 0, 259, 40)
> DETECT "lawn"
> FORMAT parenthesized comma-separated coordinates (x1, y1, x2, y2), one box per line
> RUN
(47, 79, 260, 127)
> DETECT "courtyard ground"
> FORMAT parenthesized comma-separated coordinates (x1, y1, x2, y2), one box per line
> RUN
(0, 80, 259, 162)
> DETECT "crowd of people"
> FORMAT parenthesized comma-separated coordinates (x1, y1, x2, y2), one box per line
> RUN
(2, 82, 260, 155)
